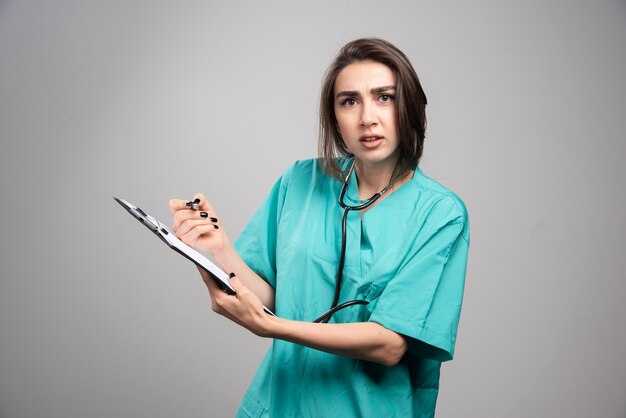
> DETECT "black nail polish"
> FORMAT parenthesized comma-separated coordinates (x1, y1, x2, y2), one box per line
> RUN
(210, 217, 218, 223)
(214, 225, 219, 229)
(185, 201, 193, 207)
(200, 212, 208, 218)
(229, 272, 236, 278)
(193, 198, 201, 204)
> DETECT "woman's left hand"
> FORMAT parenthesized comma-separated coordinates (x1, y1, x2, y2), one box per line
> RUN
(198, 267, 273, 337)
(199, 271, 407, 366)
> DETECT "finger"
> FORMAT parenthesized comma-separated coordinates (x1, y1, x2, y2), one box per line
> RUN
(176, 218, 213, 237)
(192, 193, 215, 212)
(169, 194, 216, 213)
(197, 268, 238, 317)
(173, 208, 219, 232)
(169, 198, 192, 213)
(198, 268, 228, 309)
(172, 208, 196, 232)
(225, 274, 265, 317)
(228, 273, 245, 294)
(179, 223, 218, 244)
(197, 266, 220, 292)
(199, 212, 220, 223)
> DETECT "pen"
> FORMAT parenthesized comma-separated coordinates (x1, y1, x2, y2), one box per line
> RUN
(186, 198, 201, 211)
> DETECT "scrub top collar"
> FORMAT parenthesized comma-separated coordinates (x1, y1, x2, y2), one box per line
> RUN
(342, 158, 421, 208)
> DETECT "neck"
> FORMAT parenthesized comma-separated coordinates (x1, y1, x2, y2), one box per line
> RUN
(354, 159, 397, 200)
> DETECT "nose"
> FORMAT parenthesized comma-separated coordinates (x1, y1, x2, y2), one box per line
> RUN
(359, 101, 378, 127)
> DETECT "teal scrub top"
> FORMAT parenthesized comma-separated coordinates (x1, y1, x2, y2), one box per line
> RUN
(234, 158, 470, 418)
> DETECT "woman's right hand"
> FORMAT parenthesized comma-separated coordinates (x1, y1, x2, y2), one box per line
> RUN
(169, 193, 231, 256)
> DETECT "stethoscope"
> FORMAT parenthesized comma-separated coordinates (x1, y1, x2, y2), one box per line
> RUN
(313, 160, 390, 323)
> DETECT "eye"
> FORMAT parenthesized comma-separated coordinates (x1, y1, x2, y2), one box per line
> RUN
(379, 94, 395, 103)
(340, 98, 358, 107)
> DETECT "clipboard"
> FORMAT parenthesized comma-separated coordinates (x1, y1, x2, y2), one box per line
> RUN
(114, 197, 275, 316)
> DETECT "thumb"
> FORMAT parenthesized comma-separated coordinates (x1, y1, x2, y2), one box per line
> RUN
(228, 272, 244, 292)
(193, 192, 215, 212)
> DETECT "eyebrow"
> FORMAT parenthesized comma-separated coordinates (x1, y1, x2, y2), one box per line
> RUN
(335, 85, 397, 99)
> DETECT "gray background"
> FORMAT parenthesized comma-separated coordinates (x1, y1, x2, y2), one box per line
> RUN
(1, 0, 625, 417)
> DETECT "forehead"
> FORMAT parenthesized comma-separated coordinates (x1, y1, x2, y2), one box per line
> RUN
(334, 60, 395, 93)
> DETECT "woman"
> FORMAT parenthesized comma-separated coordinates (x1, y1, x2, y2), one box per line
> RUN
(170, 38, 469, 418)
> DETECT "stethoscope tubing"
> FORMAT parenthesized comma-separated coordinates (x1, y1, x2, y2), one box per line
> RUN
(313, 161, 389, 323)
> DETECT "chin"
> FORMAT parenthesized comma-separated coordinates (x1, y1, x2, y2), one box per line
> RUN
(354, 151, 398, 166)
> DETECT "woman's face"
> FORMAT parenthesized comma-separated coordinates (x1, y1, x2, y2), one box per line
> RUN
(334, 60, 399, 170)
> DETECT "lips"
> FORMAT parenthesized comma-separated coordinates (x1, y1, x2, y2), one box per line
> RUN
(359, 134, 383, 142)
(359, 134, 384, 149)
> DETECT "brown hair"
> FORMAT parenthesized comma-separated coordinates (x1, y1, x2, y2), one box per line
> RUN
(318, 38, 428, 184)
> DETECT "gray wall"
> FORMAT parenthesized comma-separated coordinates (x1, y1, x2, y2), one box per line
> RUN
(1, 1, 625, 417)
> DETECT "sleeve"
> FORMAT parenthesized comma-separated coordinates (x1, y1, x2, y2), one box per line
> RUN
(368, 199, 470, 362)
(233, 164, 294, 289)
